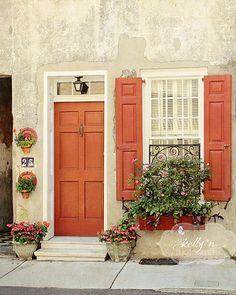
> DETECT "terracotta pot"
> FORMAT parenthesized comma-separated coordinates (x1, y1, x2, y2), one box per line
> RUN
(106, 242, 132, 262)
(21, 145, 31, 154)
(139, 215, 206, 231)
(14, 242, 38, 260)
(19, 172, 37, 186)
(21, 190, 30, 199)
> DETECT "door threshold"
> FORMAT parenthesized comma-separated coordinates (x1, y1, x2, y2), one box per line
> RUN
(49, 236, 98, 242)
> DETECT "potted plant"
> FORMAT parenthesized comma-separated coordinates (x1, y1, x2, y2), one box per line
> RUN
(16, 172, 37, 199)
(98, 218, 139, 262)
(129, 158, 214, 230)
(14, 127, 37, 154)
(7, 221, 49, 260)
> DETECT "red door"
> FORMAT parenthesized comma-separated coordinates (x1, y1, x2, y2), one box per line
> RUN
(54, 102, 104, 236)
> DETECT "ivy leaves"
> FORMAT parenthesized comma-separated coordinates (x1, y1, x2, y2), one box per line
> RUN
(129, 158, 213, 220)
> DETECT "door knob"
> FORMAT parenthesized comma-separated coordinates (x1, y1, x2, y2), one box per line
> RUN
(79, 124, 84, 137)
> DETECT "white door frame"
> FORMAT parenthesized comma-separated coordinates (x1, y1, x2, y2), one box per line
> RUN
(43, 71, 108, 239)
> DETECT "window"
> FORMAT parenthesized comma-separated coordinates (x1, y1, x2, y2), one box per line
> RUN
(142, 69, 207, 163)
(55, 77, 104, 97)
(150, 78, 199, 145)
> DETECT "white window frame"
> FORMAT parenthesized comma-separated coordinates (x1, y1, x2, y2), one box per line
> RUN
(141, 68, 208, 164)
(53, 76, 105, 102)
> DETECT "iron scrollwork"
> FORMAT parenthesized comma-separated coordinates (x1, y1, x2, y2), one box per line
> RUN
(149, 144, 200, 164)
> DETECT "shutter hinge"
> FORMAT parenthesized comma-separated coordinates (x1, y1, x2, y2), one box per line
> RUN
(202, 77, 204, 81)
(142, 79, 146, 84)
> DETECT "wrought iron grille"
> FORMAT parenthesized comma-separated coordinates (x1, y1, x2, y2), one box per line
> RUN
(149, 144, 200, 164)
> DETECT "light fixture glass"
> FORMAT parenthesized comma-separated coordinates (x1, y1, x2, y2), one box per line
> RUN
(73, 76, 89, 94)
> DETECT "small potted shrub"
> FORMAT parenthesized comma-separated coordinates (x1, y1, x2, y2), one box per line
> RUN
(7, 221, 49, 260)
(14, 128, 37, 154)
(129, 158, 214, 230)
(98, 218, 139, 262)
(16, 172, 37, 199)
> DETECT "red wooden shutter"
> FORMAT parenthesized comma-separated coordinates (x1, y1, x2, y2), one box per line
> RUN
(204, 75, 232, 201)
(116, 78, 142, 201)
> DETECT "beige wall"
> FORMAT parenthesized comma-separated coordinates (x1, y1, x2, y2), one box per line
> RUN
(0, 0, 12, 75)
(2, 0, 236, 257)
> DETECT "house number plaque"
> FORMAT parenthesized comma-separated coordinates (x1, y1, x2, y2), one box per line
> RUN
(21, 157, 34, 168)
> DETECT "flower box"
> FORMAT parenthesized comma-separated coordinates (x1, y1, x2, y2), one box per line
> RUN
(139, 215, 205, 231)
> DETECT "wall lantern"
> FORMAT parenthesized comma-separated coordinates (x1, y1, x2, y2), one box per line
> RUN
(73, 76, 89, 94)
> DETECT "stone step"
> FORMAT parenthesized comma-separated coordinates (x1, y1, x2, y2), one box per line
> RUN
(34, 248, 107, 262)
(41, 240, 105, 250)
(36, 256, 106, 262)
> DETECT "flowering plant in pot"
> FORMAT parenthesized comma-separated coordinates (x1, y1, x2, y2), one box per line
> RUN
(7, 221, 49, 260)
(129, 158, 214, 230)
(16, 172, 37, 199)
(98, 218, 139, 262)
(14, 128, 37, 154)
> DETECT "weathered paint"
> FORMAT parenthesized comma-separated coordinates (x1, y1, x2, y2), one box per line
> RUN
(0, 78, 12, 231)
(0, 0, 235, 258)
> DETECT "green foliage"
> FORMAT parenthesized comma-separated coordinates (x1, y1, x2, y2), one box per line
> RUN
(15, 132, 35, 147)
(16, 178, 36, 193)
(129, 158, 214, 221)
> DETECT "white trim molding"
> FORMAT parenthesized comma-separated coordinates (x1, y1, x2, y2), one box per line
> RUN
(43, 70, 108, 239)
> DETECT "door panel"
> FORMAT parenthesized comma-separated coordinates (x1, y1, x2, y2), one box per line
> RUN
(54, 102, 104, 236)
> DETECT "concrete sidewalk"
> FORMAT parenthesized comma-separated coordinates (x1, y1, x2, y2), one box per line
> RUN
(0, 257, 236, 292)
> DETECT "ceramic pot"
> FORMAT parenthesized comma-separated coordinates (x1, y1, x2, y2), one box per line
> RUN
(14, 243, 38, 260)
(106, 242, 132, 262)
(21, 190, 30, 199)
(21, 145, 31, 154)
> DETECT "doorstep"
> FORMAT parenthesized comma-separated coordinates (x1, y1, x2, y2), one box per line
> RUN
(34, 236, 107, 262)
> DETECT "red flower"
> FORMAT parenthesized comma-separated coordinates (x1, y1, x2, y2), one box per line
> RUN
(43, 221, 50, 227)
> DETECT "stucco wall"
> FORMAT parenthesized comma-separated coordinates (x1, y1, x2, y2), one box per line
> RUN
(4, 0, 236, 258)
(0, 0, 12, 75)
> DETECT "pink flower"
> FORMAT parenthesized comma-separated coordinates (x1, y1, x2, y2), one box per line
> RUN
(160, 170, 168, 177)
(181, 191, 186, 196)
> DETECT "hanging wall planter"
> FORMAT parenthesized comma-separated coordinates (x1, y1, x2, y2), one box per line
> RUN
(14, 128, 37, 154)
(16, 171, 37, 199)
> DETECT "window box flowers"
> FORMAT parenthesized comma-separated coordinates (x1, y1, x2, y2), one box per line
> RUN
(7, 221, 49, 260)
(129, 158, 214, 230)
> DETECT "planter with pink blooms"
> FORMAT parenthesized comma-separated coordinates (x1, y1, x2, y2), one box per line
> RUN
(129, 158, 214, 231)
(98, 219, 139, 262)
(14, 127, 37, 154)
(7, 221, 49, 260)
